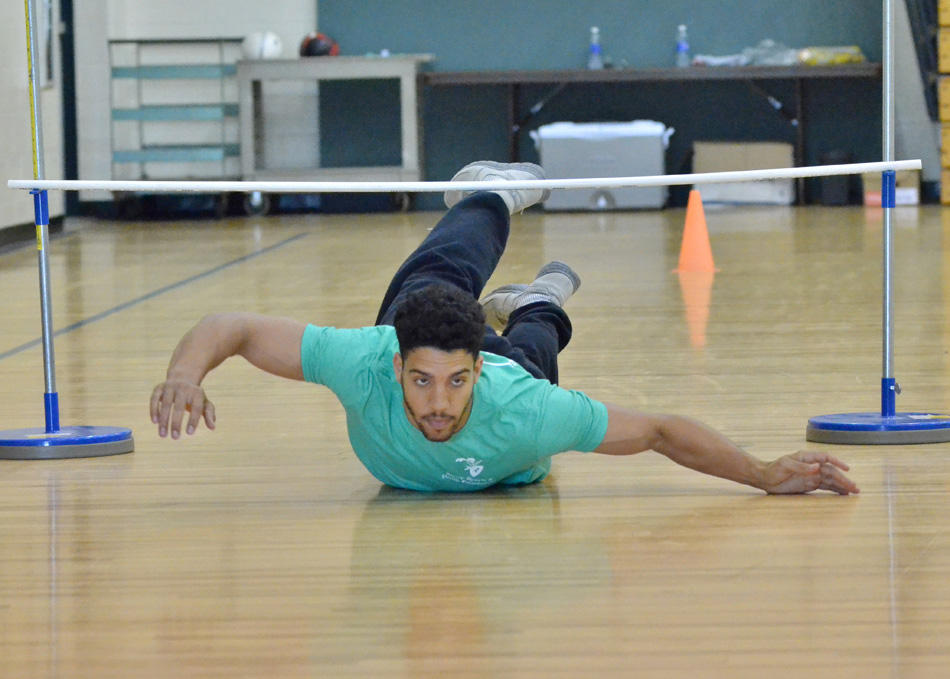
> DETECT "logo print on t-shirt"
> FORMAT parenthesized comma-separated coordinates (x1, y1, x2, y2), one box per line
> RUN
(456, 457, 484, 478)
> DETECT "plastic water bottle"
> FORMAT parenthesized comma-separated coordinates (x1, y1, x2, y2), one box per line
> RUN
(675, 25, 690, 67)
(587, 26, 604, 70)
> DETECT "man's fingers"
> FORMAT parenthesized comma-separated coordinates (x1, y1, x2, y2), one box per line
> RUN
(797, 450, 851, 472)
(820, 463, 860, 495)
(767, 454, 860, 495)
(168, 390, 190, 439)
(807, 454, 859, 494)
(149, 384, 164, 423)
(186, 398, 204, 435)
(157, 384, 177, 437)
(825, 455, 850, 472)
(820, 464, 854, 494)
(789, 459, 820, 477)
(203, 400, 216, 430)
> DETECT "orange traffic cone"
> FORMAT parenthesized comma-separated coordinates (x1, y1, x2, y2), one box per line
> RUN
(674, 190, 717, 273)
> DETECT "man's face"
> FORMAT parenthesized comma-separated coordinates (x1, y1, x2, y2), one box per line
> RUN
(394, 347, 483, 442)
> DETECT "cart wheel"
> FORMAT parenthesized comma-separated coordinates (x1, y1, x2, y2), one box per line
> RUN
(392, 192, 413, 212)
(243, 191, 271, 216)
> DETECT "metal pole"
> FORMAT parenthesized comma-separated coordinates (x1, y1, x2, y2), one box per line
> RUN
(1, 4, 133, 459)
(804, 0, 950, 444)
(24, 0, 59, 431)
(881, 0, 897, 417)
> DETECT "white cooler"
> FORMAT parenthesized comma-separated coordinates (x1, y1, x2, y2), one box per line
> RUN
(531, 121, 673, 211)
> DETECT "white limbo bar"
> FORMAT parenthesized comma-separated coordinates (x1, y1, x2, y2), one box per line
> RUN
(8, 159, 922, 195)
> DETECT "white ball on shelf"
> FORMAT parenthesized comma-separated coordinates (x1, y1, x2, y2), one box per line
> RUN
(242, 31, 283, 60)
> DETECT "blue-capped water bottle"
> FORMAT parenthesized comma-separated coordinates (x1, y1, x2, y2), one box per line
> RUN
(675, 24, 690, 67)
(588, 26, 604, 70)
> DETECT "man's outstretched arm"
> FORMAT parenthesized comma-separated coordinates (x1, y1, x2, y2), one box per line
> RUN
(593, 404, 859, 495)
(150, 312, 307, 439)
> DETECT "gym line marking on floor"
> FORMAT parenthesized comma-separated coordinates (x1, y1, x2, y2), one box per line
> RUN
(0, 231, 309, 363)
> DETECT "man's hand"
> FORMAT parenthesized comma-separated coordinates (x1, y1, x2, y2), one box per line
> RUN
(150, 378, 216, 439)
(149, 313, 306, 441)
(761, 451, 860, 495)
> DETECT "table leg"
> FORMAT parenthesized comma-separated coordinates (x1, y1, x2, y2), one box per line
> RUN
(507, 83, 521, 162)
(795, 78, 806, 205)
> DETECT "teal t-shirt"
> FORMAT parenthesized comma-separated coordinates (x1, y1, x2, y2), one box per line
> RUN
(300, 325, 609, 492)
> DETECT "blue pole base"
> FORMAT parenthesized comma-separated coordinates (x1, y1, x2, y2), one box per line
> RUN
(0, 426, 134, 460)
(881, 378, 897, 417)
(44, 392, 60, 432)
(806, 412, 950, 444)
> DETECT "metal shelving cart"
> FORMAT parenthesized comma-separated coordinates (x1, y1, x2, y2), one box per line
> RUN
(109, 37, 243, 217)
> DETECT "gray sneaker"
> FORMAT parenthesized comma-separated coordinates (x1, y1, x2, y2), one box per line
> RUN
(480, 261, 581, 330)
(444, 161, 551, 214)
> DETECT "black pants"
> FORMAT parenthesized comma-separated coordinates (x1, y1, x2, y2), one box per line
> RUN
(375, 192, 572, 384)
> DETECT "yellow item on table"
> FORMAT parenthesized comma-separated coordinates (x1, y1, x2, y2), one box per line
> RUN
(798, 46, 867, 66)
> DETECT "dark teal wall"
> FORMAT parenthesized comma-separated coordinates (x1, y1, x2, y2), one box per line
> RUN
(320, 0, 882, 69)
(318, 0, 884, 208)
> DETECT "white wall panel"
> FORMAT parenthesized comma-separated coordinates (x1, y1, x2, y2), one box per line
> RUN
(106, 1, 315, 51)
(1, 0, 65, 230)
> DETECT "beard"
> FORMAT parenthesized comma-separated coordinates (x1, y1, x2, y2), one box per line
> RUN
(402, 391, 474, 442)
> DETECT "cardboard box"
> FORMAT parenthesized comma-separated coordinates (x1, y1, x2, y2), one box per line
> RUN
(862, 171, 920, 206)
(943, 169, 950, 204)
(942, 123, 950, 167)
(533, 121, 671, 211)
(941, 0, 950, 26)
(692, 141, 794, 204)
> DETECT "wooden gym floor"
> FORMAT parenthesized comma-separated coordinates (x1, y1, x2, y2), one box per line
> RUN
(1, 202, 949, 678)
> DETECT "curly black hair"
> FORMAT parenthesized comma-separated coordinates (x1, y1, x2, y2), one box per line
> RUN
(393, 284, 486, 359)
